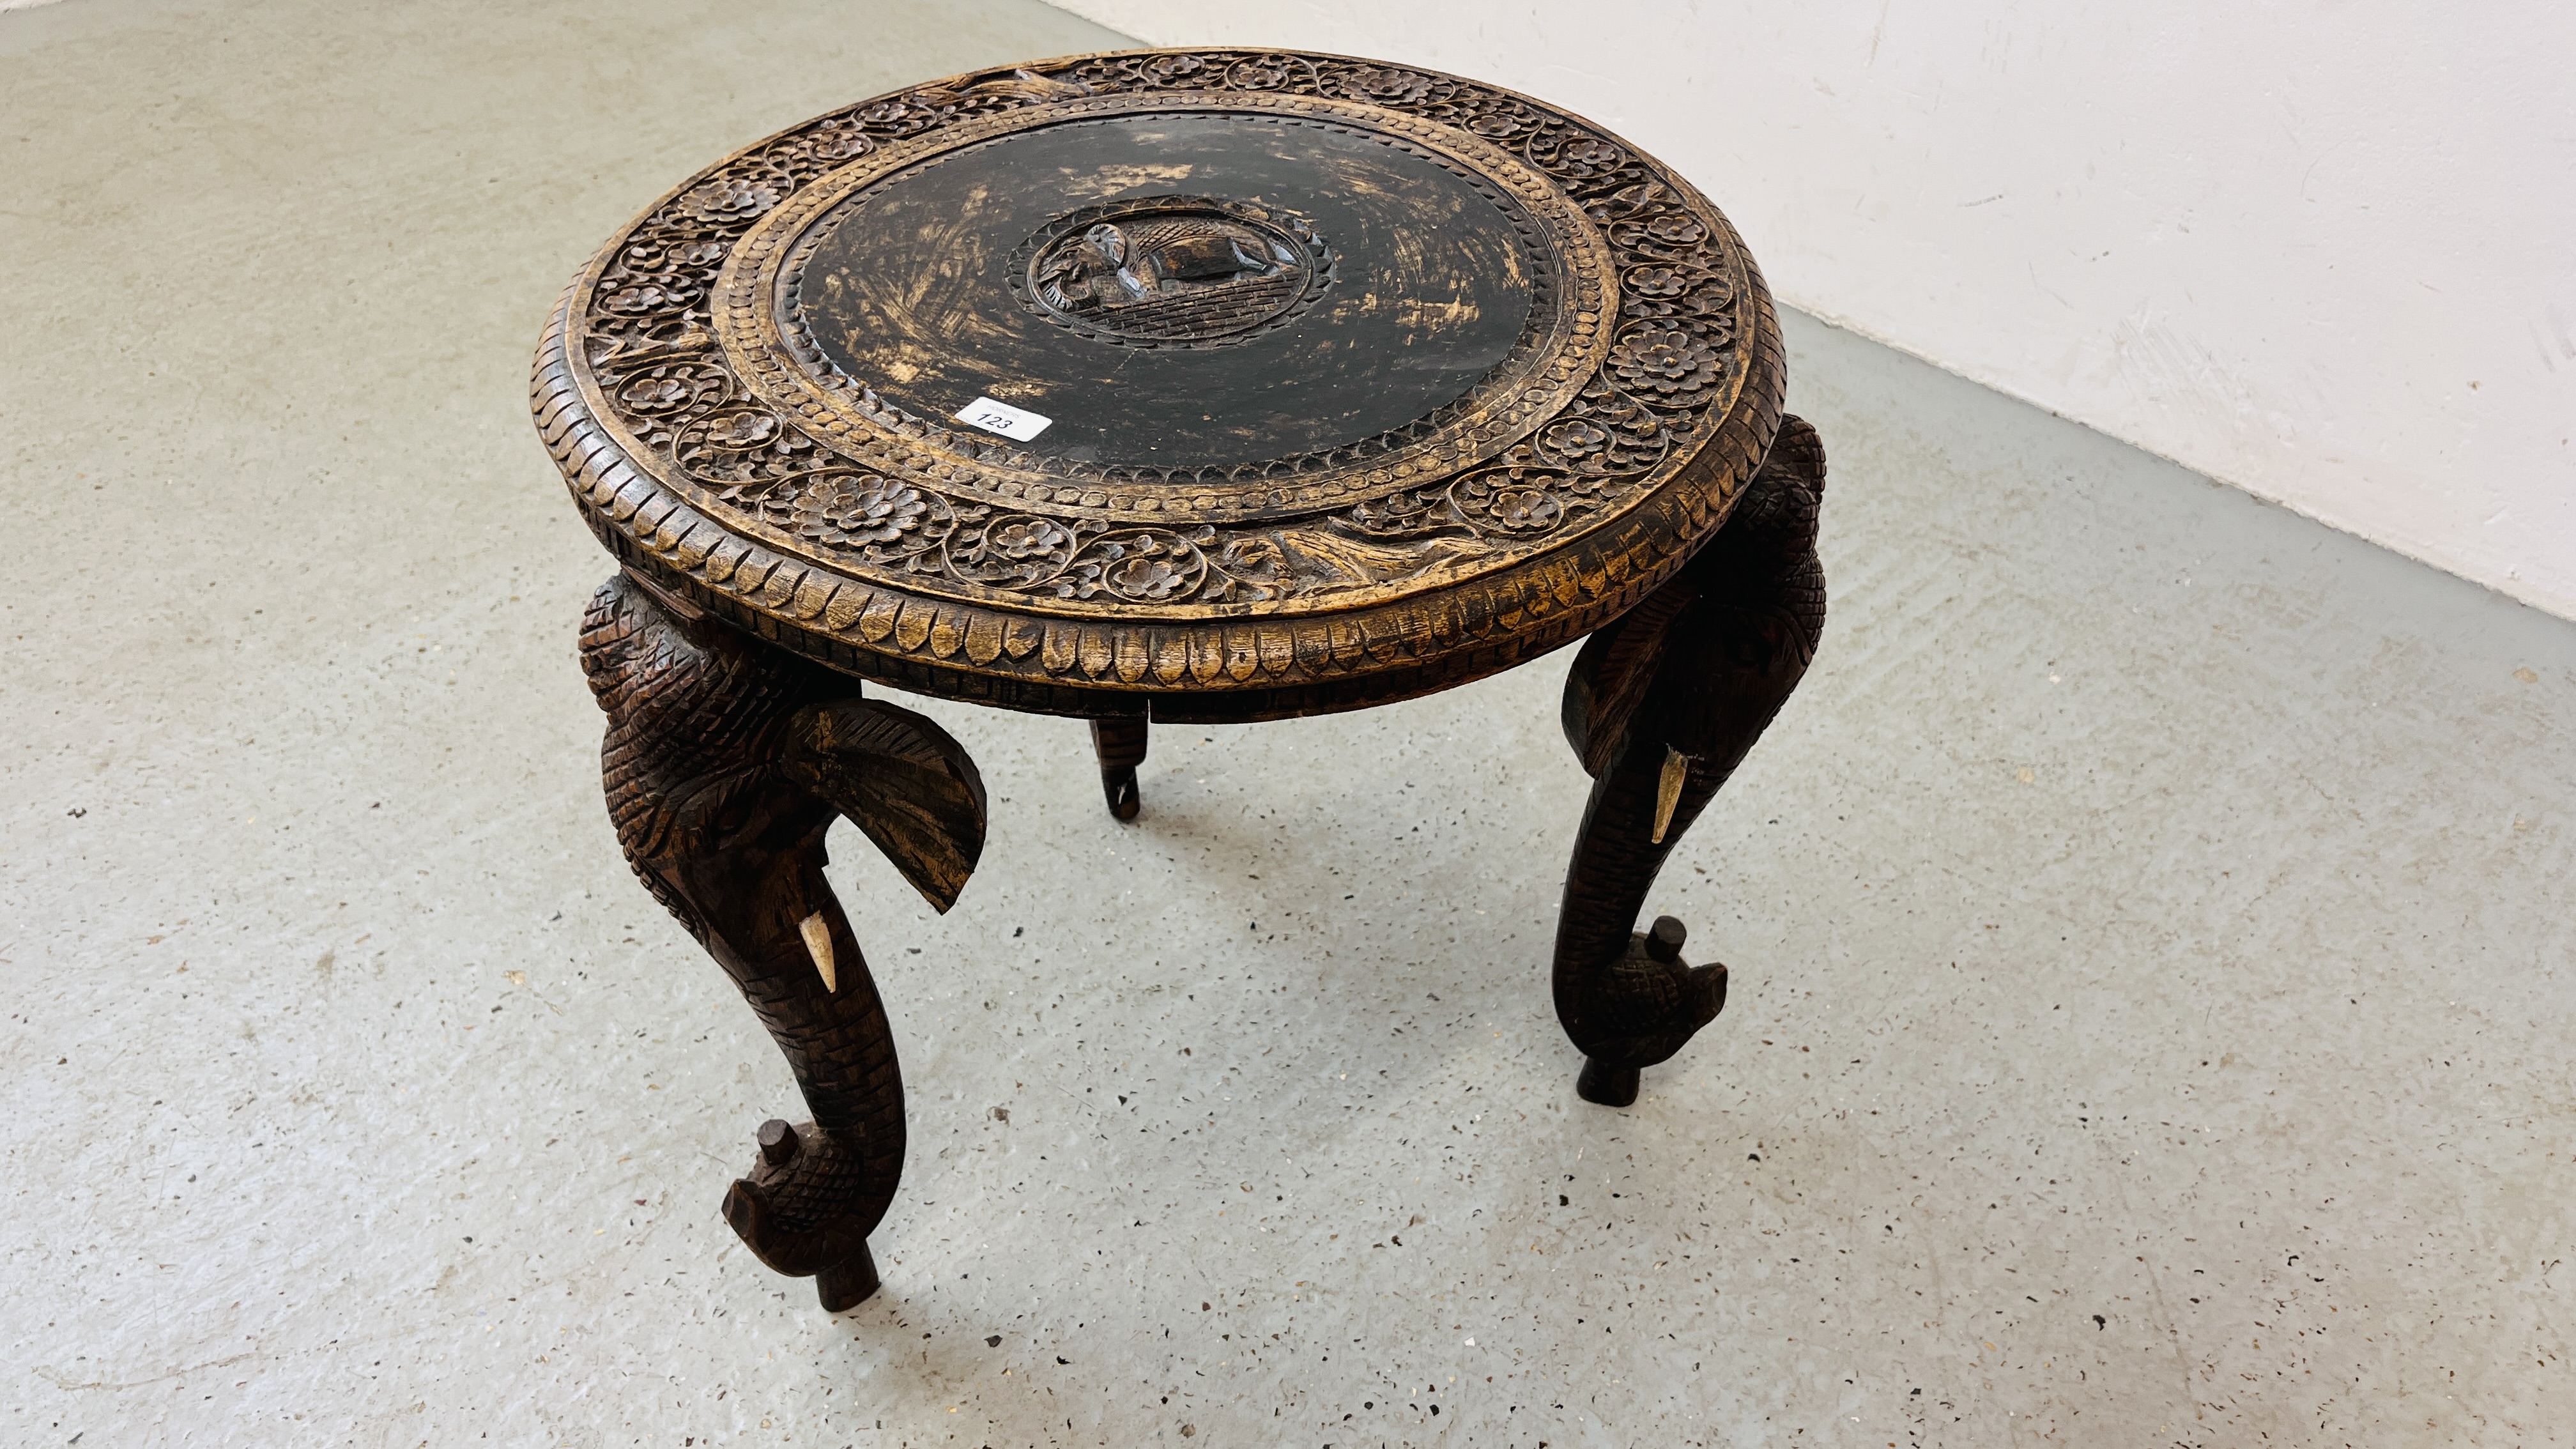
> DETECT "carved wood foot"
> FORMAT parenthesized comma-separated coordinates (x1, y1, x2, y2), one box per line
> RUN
(1553, 417, 1828, 1107)
(580, 571, 985, 1310)
(1090, 715, 1147, 821)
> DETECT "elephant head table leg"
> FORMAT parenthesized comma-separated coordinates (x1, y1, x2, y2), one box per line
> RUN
(1553, 416, 1828, 1107)
(579, 571, 985, 1310)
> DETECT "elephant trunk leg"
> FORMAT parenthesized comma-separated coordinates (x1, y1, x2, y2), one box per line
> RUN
(684, 832, 905, 1307)
(581, 572, 905, 1309)
(1552, 417, 1830, 1106)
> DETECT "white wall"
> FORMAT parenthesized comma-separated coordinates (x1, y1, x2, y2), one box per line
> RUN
(1050, 1, 2576, 619)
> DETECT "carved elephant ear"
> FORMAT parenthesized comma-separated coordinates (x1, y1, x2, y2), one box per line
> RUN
(1560, 414, 1827, 778)
(781, 699, 986, 914)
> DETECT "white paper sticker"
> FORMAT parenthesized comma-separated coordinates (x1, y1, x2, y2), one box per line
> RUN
(953, 395, 1052, 441)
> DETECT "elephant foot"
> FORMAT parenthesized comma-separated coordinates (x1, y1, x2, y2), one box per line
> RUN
(719, 1117, 882, 1302)
(1568, 916, 1728, 1107)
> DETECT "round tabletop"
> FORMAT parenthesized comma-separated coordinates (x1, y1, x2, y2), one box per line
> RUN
(533, 49, 1784, 720)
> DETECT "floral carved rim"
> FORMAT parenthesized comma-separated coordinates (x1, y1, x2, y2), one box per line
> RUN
(543, 49, 1781, 693)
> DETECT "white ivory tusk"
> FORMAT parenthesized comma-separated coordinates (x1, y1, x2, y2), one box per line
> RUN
(799, 911, 837, 993)
(1652, 746, 1691, 844)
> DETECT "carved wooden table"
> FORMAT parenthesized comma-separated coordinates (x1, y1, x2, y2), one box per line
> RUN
(531, 49, 1826, 1312)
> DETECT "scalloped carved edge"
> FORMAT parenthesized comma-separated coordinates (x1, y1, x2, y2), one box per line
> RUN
(534, 273, 1784, 714)
(531, 49, 1789, 712)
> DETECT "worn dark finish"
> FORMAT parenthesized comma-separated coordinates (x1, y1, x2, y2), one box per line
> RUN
(533, 49, 1828, 1312)
(802, 112, 1534, 463)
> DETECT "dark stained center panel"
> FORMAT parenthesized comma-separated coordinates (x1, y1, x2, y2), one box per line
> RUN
(793, 112, 1542, 470)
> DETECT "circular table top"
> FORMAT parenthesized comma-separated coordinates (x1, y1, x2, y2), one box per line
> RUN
(533, 49, 1784, 719)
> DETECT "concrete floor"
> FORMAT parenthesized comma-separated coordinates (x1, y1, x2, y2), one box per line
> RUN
(5, 1, 2572, 1445)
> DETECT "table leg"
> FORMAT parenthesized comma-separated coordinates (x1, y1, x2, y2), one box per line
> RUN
(579, 571, 986, 1310)
(1552, 417, 1829, 1107)
(1091, 716, 1147, 821)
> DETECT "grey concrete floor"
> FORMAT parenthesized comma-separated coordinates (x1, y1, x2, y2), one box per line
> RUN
(4, 1, 2572, 1445)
